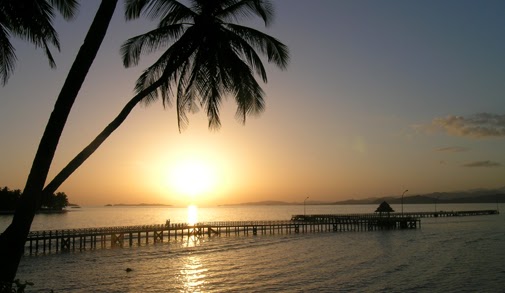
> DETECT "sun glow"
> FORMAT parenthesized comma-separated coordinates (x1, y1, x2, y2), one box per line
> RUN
(168, 159, 216, 197)
(148, 146, 236, 205)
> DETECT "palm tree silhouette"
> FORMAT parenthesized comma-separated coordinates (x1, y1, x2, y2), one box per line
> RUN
(0, 0, 78, 85)
(0, 0, 288, 284)
(42, 0, 289, 197)
(0, 0, 119, 284)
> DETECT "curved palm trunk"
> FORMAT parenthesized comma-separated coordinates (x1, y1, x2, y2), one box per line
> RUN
(42, 78, 165, 196)
(0, 0, 118, 283)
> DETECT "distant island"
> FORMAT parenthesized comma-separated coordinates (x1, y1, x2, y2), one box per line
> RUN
(104, 203, 172, 207)
(226, 187, 505, 206)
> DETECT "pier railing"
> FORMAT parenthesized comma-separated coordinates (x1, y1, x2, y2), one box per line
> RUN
(24, 216, 420, 256)
(23, 209, 498, 256)
(290, 210, 498, 220)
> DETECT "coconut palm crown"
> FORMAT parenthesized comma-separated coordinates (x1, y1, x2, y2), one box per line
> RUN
(0, 0, 79, 85)
(122, 0, 289, 130)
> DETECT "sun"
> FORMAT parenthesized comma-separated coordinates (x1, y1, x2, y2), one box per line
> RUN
(168, 159, 216, 197)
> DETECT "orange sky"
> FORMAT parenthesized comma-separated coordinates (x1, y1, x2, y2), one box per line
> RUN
(1, 1, 504, 206)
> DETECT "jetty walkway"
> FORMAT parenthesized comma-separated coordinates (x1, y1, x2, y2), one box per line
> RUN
(398, 210, 499, 218)
(291, 210, 499, 220)
(24, 210, 498, 255)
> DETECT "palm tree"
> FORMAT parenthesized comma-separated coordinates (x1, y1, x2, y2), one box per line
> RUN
(1, 0, 288, 284)
(0, 0, 119, 284)
(41, 0, 289, 198)
(0, 0, 79, 85)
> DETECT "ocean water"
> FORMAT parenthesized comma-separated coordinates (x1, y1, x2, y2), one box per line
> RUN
(1, 204, 504, 292)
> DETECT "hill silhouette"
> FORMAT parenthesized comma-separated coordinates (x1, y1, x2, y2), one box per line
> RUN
(232, 187, 505, 205)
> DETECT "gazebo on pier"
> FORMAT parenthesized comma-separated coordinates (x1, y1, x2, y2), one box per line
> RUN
(375, 201, 395, 217)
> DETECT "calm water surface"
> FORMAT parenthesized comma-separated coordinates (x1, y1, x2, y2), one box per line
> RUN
(1, 204, 504, 292)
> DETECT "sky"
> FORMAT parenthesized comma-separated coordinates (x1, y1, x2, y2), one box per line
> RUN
(1, 0, 504, 207)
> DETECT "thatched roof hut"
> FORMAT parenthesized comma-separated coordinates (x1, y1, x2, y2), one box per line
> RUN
(375, 201, 394, 217)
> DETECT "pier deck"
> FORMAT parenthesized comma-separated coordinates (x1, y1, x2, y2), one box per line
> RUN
(399, 210, 499, 218)
(24, 215, 418, 255)
(23, 209, 498, 255)
(291, 209, 499, 220)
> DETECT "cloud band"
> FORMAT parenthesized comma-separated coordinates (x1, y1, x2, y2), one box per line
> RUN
(429, 113, 505, 138)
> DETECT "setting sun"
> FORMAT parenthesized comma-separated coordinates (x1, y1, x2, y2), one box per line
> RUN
(168, 160, 216, 197)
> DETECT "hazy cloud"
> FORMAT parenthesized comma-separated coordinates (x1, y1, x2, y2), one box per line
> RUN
(462, 160, 502, 168)
(435, 146, 469, 152)
(424, 113, 505, 138)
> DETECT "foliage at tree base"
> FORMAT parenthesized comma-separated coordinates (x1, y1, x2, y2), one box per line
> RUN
(0, 186, 69, 211)
(0, 279, 34, 293)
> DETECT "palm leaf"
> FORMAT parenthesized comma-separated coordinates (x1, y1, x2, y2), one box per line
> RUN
(49, 0, 79, 19)
(123, 0, 289, 131)
(121, 24, 185, 67)
(0, 0, 78, 84)
(226, 23, 289, 69)
(221, 27, 268, 82)
(0, 27, 16, 85)
(218, 0, 274, 26)
(125, 0, 194, 22)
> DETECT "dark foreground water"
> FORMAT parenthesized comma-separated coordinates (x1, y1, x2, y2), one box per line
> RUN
(2, 204, 504, 292)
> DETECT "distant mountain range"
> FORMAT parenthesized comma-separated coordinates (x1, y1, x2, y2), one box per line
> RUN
(230, 187, 505, 206)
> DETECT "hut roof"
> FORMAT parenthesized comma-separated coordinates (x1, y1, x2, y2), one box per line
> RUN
(375, 201, 395, 213)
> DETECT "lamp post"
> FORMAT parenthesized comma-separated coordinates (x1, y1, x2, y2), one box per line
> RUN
(401, 189, 408, 217)
(304, 196, 309, 216)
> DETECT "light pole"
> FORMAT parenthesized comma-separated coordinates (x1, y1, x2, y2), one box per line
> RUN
(401, 189, 408, 217)
(304, 196, 309, 216)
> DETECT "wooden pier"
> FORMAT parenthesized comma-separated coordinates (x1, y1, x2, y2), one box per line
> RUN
(23, 209, 498, 255)
(398, 210, 499, 218)
(24, 215, 419, 255)
(292, 209, 499, 220)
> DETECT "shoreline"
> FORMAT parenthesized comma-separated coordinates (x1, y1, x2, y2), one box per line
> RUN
(0, 209, 67, 215)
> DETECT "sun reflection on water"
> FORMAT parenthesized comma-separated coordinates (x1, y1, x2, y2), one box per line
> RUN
(187, 205, 198, 225)
(185, 205, 202, 247)
(180, 255, 207, 291)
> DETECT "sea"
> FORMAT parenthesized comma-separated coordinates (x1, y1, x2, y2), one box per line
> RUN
(0, 203, 504, 292)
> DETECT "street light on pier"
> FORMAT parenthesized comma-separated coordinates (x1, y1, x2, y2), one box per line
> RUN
(304, 196, 309, 216)
(401, 189, 408, 217)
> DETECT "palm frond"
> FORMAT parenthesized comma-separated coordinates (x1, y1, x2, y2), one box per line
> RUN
(216, 44, 265, 123)
(129, 28, 201, 112)
(176, 59, 196, 131)
(41, 38, 57, 68)
(134, 68, 163, 104)
(48, 0, 79, 19)
(218, 0, 274, 26)
(0, 0, 78, 84)
(205, 85, 223, 130)
(226, 23, 289, 69)
(158, 2, 195, 27)
(124, 0, 152, 19)
(186, 47, 224, 130)
(12, 0, 60, 50)
(0, 27, 16, 85)
(121, 24, 185, 68)
(234, 74, 265, 122)
(125, 0, 194, 22)
(221, 27, 267, 82)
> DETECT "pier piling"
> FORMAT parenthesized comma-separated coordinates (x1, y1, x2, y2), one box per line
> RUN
(23, 209, 497, 255)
